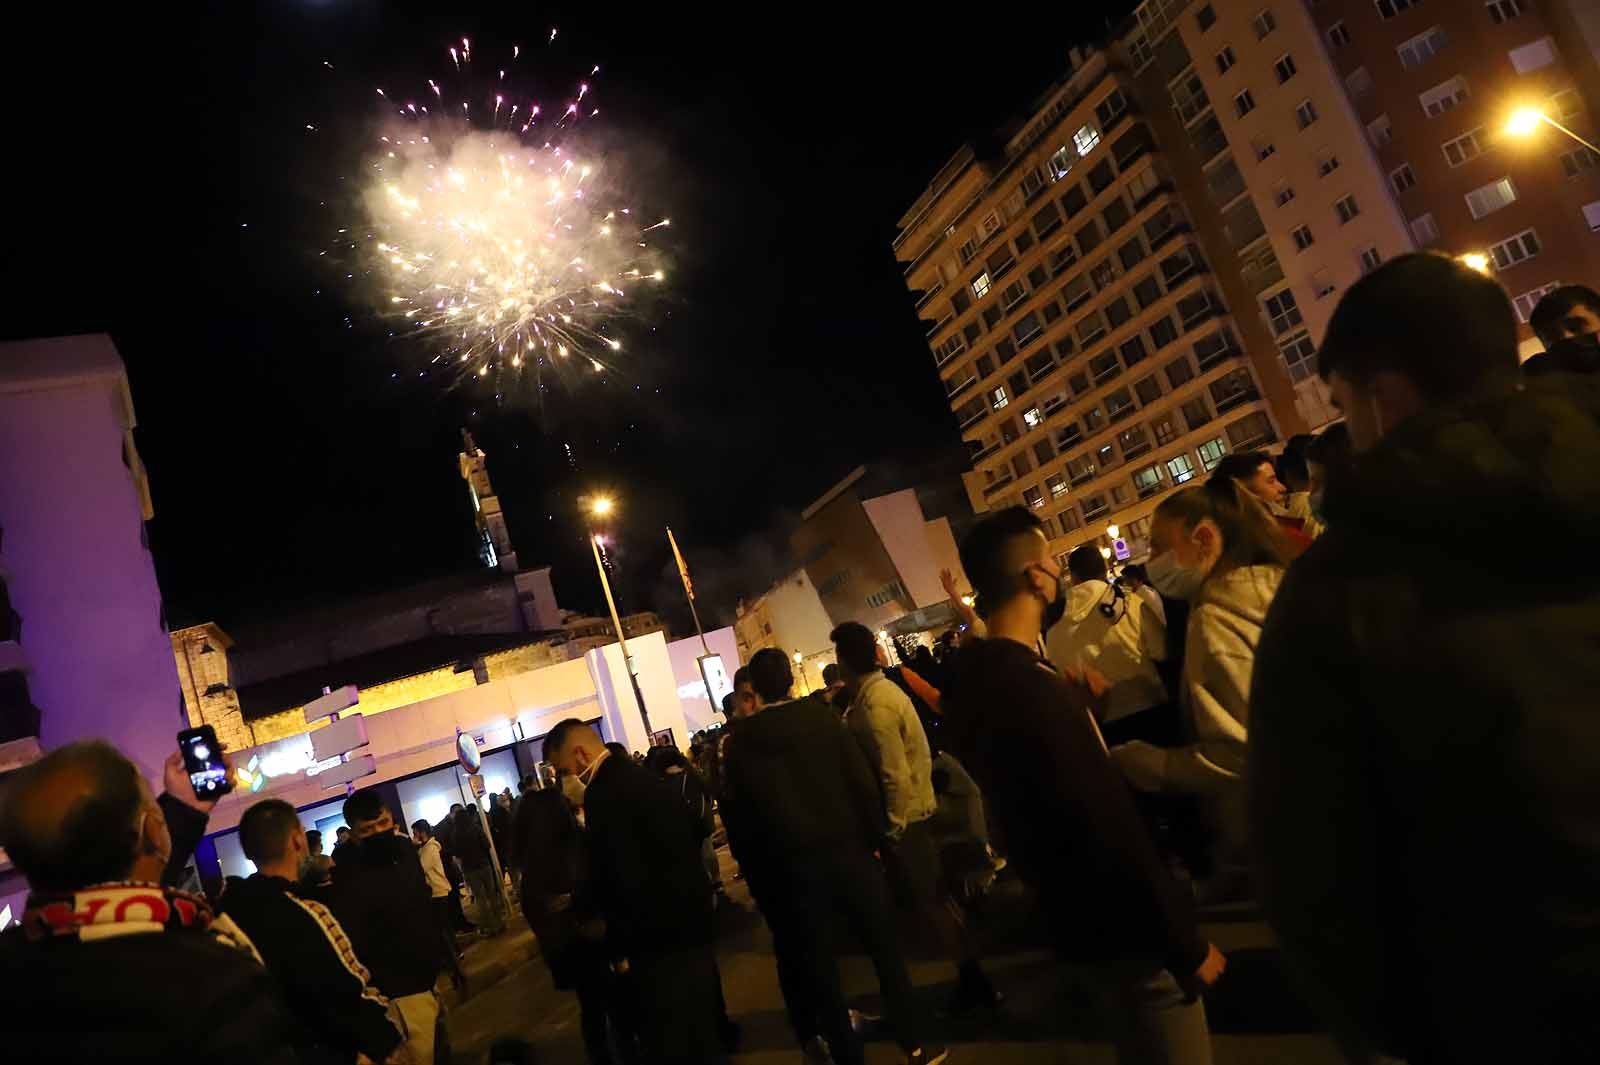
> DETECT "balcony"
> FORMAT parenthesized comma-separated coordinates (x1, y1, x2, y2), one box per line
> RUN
(914, 280, 945, 311)
(984, 474, 1016, 497)
(1041, 391, 1069, 417)
(945, 375, 976, 400)
(926, 312, 953, 338)
(969, 438, 1000, 463)
(1194, 329, 1242, 372)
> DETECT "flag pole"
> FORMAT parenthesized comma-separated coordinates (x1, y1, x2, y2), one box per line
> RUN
(667, 526, 711, 656)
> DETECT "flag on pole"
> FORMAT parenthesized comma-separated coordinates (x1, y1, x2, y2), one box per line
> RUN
(667, 526, 695, 601)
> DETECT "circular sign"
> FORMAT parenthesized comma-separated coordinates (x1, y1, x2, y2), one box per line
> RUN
(456, 731, 482, 773)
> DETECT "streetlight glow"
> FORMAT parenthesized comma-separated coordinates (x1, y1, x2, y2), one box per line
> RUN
(589, 496, 614, 517)
(793, 651, 803, 664)
(1459, 252, 1492, 275)
(1106, 524, 1120, 540)
(1506, 107, 1545, 138)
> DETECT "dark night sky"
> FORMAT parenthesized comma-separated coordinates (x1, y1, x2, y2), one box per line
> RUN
(8, 2, 1130, 632)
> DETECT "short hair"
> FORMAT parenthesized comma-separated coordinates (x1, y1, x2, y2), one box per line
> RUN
(305, 829, 322, 847)
(732, 666, 752, 691)
(605, 742, 630, 760)
(411, 819, 432, 837)
(720, 691, 737, 716)
(519, 775, 535, 793)
(830, 622, 879, 676)
(1209, 451, 1273, 487)
(1529, 284, 1600, 341)
(1066, 543, 1107, 584)
(957, 507, 1048, 619)
(541, 717, 590, 763)
(747, 647, 793, 701)
(1319, 252, 1517, 398)
(342, 788, 387, 827)
(0, 740, 145, 893)
(1121, 563, 1148, 584)
(1276, 435, 1314, 488)
(821, 663, 840, 686)
(336, 826, 352, 837)
(1307, 422, 1352, 472)
(239, 799, 301, 865)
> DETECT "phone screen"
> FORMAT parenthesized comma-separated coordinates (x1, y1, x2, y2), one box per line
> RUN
(178, 727, 232, 800)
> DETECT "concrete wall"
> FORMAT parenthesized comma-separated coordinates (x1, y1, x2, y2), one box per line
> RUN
(0, 335, 183, 781)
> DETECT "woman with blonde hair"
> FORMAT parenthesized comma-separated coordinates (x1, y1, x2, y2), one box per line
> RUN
(1110, 477, 1294, 898)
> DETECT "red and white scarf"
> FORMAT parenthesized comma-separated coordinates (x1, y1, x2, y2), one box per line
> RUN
(20, 882, 262, 960)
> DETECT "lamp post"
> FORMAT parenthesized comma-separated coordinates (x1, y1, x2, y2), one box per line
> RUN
(1506, 106, 1600, 155)
(1458, 252, 1492, 275)
(585, 496, 653, 738)
(793, 650, 810, 695)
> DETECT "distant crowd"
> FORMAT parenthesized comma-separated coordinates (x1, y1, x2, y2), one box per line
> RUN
(1, 257, 1597, 1065)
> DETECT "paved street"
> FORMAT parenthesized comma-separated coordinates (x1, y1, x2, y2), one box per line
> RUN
(448, 847, 1342, 1064)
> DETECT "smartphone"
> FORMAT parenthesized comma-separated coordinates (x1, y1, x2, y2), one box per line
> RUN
(178, 725, 233, 801)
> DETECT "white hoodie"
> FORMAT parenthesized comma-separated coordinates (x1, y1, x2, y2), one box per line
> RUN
(1045, 579, 1168, 724)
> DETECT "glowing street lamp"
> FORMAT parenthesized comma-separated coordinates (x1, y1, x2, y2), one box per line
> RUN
(1106, 524, 1120, 541)
(793, 650, 811, 695)
(584, 495, 652, 736)
(1458, 252, 1492, 275)
(1504, 105, 1600, 154)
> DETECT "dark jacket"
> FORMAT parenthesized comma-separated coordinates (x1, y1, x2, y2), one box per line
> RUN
(583, 752, 714, 958)
(451, 808, 494, 870)
(942, 637, 1206, 979)
(221, 873, 403, 1064)
(0, 886, 299, 1064)
(720, 696, 886, 894)
(513, 789, 601, 988)
(329, 831, 447, 997)
(1249, 374, 1600, 1065)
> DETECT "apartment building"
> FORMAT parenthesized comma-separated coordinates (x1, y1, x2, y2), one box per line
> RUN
(1127, 0, 1416, 428)
(1303, 0, 1600, 354)
(895, 48, 1307, 561)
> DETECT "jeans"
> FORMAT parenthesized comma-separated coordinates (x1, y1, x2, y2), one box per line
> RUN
(1062, 960, 1213, 1065)
(463, 864, 506, 934)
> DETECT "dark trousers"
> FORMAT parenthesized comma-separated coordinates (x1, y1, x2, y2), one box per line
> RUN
(629, 944, 725, 1065)
(573, 958, 638, 1065)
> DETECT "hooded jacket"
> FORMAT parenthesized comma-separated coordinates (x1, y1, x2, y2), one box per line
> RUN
(1249, 374, 1600, 1064)
(720, 695, 886, 893)
(328, 831, 446, 998)
(1045, 578, 1168, 724)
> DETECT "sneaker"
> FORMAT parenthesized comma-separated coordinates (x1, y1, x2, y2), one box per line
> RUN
(903, 1045, 950, 1065)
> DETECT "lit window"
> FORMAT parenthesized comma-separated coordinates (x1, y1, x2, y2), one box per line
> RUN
(1410, 212, 1440, 245)
(1465, 177, 1518, 220)
(1253, 9, 1277, 39)
(972, 272, 992, 298)
(1197, 436, 1228, 471)
(1397, 26, 1449, 71)
(1327, 21, 1352, 48)
(1489, 228, 1541, 270)
(1335, 194, 1361, 224)
(1047, 146, 1076, 181)
(1235, 89, 1257, 117)
(1022, 405, 1044, 429)
(1390, 163, 1416, 194)
(1291, 225, 1315, 251)
(1216, 47, 1237, 74)
(1296, 98, 1320, 129)
(990, 386, 1010, 410)
(1508, 37, 1558, 75)
(1023, 486, 1044, 509)
(1274, 54, 1297, 84)
(1074, 124, 1101, 155)
(1166, 453, 1198, 484)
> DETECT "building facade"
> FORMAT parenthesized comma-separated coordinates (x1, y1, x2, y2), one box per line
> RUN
(896, 48, 1307, 562)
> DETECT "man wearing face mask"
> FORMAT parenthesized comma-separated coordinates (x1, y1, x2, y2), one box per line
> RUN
(1526, 283, 1600, 377)
(943, 508, 1225, 1065)
(0, 741, 304, 1064)
(1251, 252, 1600, 1064)
(543, 720, 727, 1064)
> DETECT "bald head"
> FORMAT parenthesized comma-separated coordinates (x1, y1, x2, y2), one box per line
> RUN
(541, 718, 607, 780)
(0, 741, 156, 893)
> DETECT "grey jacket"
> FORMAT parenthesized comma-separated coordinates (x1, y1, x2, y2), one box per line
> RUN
(846, 671, 937, 836)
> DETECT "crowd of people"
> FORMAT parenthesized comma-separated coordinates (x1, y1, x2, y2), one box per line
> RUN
(0, 256, 1596, 1065)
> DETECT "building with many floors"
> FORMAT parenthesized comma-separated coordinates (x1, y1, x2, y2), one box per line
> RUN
(896, 47, 1308, 561)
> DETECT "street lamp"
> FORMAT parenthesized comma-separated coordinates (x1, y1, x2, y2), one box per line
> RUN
(793, 650, 810, 695)
(584, 496, 652, 737)
(1106, 524, 1119, 541)
(1458, 252, 1492, 275)
(1504, 105, 1600, 154)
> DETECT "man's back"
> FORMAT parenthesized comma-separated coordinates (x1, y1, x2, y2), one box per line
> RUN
(330, 831, 444, 998)
(1250, 374, 1600, 1062)
(847, 671, 937, 832)
(721, 696, 885, 880)
(0, 887, 299, 1064)
(1045, 578, 1167, 724)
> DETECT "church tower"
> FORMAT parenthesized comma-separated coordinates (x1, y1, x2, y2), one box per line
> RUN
(458, 430, 517, 572)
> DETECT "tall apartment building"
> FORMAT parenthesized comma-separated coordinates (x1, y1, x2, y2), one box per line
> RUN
(1302, 0, 1600, 353)
(1126, 0, 1416, 428)
(895, 47, 1308, 561)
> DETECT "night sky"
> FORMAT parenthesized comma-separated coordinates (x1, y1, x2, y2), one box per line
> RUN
(8, 2, 1130, 633)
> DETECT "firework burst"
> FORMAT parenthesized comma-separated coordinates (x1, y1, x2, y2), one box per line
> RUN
(345, 34, 668, 393)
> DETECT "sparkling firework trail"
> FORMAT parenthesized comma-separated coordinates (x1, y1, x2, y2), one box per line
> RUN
(338, 37, 669, 397)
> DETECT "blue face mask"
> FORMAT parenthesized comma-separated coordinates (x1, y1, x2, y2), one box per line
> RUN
(1145, 551, 1206, 601)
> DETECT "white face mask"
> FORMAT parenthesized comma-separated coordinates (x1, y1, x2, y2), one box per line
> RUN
(560, 772, 586, 808)
(1145, 551, 1206, 601)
